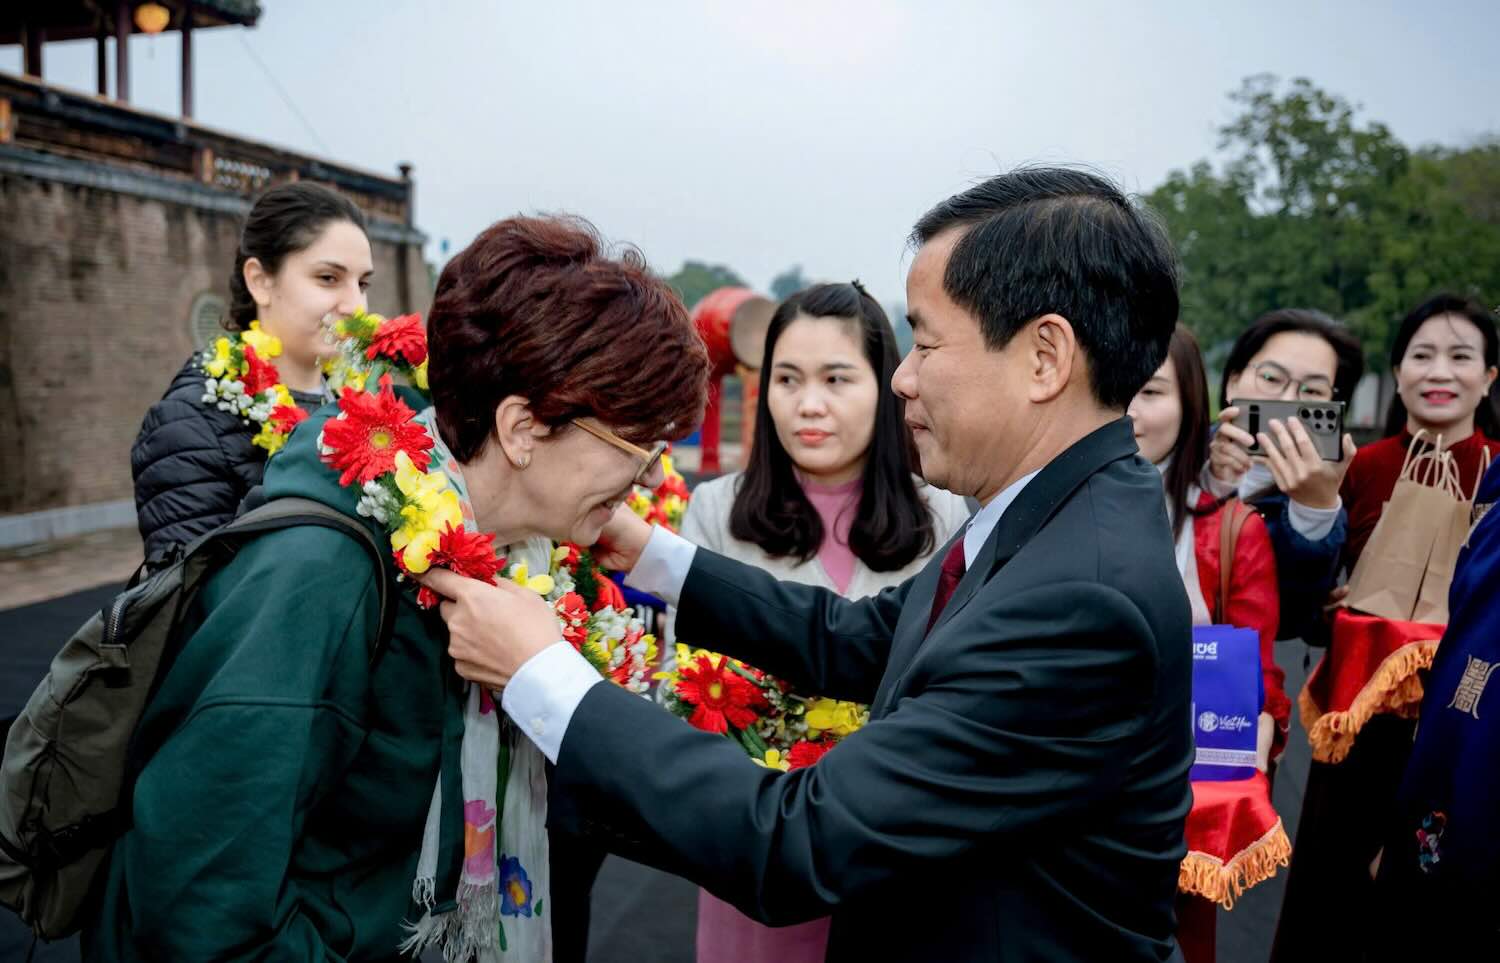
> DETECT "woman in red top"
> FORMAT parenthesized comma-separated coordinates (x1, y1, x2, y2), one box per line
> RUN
(1129, 326, 1286, 963)
(1343, 293, 1500, 567)
(1273, 293, 1500, 962)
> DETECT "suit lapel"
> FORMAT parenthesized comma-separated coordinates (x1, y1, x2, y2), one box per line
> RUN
(875, 418, 1141, 713)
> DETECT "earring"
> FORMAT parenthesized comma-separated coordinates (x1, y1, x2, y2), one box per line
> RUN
(515, 454, 530, 469)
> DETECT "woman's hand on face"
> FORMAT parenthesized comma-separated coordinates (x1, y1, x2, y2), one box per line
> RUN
(592, 504, 655, 572)
(1257, 419, 1358, 511)
(416, 568, 560, 691)
(1209, 407, 1255, 485)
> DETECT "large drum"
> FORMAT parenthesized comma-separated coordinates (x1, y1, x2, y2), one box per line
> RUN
(690, 288, 775, 473)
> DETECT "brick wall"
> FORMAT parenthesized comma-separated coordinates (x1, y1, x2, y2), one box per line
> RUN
(0, 174, 430, 515)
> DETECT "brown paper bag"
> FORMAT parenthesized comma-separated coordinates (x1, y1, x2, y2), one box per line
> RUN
(1345, 434, 1458, 622)
(1413, 448, 1493, 624)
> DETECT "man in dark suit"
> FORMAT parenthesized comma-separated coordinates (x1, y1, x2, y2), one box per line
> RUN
(423, 167, 1193, 961)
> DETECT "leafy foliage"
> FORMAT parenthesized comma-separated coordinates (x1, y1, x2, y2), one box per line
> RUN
(1147, 75, 1500, 364)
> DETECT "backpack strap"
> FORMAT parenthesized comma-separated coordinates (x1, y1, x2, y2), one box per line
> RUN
(1215, 498, 1253, 625)
(208, 497, 400, 663)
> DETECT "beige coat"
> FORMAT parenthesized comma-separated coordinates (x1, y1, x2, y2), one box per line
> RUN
(664, 472, 972, 650)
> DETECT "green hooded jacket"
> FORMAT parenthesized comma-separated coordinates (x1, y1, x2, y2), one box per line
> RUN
(85, 389, 467, 961)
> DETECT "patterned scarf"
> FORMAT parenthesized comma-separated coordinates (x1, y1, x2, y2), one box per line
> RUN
(401, 408, 553, 962)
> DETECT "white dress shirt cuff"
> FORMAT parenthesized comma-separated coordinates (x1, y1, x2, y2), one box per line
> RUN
(623, 524, 697, 606)
(500, 640, 604, 764)
(1287, 496, 1341, 542)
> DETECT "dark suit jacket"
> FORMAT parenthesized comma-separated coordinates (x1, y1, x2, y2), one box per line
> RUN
(549, 418, 1193, 962)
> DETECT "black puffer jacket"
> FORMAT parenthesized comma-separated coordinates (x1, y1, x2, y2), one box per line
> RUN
(131, 355, 324, 561)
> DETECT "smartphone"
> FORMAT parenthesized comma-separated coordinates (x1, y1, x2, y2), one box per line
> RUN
(1228, 398, 1346, 461)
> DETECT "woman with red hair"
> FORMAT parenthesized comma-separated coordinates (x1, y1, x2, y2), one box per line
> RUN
(84, 215, 709, 963)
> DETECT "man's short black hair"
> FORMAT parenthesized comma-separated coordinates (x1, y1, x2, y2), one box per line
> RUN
(911, 167, 1180, 409)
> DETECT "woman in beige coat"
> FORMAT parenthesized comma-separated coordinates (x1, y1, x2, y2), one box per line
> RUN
(667, 282, 969, 963)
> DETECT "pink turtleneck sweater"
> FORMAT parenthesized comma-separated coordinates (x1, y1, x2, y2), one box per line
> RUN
(800, 475, 862, 593)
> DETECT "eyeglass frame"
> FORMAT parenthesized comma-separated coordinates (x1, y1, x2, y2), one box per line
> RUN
(1250, 360, 1337, 401)
(573, 418, 668, 485)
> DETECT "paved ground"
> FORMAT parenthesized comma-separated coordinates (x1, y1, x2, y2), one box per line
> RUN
(0, 568, 1318, 963)
(0, 527, 143, 611)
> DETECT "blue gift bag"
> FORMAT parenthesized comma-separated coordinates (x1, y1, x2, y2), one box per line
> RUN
(1189, 625, 1264, 782)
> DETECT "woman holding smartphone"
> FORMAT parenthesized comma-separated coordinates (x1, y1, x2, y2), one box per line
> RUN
(1202, 309, 1364, 642)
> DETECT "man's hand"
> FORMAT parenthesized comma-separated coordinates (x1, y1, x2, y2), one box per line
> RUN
(1257, 419, 1357, 511)
(416, 568, 560, 690)
(592, 504, 655, 573)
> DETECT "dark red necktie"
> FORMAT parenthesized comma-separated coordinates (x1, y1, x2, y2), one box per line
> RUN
(926, 535, 968, 633)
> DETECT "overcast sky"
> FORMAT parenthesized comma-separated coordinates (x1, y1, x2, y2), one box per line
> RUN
(5, 0, 1498, 311)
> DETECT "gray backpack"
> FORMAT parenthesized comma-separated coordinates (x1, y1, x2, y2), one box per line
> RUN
(0, 497, 397, 941)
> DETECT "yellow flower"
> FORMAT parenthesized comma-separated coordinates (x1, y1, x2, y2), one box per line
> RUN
(389, 452, 462, 572)
(751, 749, 789, 772)
(805, 699, 865, 738)
(413, 358, 429, 391)
(251, 425, 288, 455)
(272, 384, 295, 408)
(508, 562, 555, 596)
(241, 320, 283, 360)
(205, 337, 232, 377)
(660, 452, 675, 476)
(396, 528, 442, 574)
(346, 369, 368, 393)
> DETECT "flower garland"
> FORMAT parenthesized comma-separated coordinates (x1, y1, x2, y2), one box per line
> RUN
(657, 646, 867, 770)
(625, 449, 690, 531)
(323, 308, 430, 395)
(199, 321, 309, 456)
(316, 315, 655, 695)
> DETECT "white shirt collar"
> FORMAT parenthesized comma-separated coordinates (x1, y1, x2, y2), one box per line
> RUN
(961, 469, 1042, 569)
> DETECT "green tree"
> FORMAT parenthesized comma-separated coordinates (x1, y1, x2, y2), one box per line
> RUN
(1147, 75, 1500, 364)
(770, 265, 810, 301)
(665, 261, 749, 310)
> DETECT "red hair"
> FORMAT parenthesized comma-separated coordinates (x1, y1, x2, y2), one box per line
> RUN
(427, 215, 709, 461)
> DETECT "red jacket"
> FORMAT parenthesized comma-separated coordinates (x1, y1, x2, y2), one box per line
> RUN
(1191, 494, 1289, 757)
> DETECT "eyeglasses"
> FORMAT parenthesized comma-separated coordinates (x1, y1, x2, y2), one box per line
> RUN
(1252, 361, 1336, 402)
(573, 418, 668, 485)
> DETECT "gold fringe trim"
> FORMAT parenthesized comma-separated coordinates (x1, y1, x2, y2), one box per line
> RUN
(1298, 639, 1439, 764)
(1178, 818, 1292, 909)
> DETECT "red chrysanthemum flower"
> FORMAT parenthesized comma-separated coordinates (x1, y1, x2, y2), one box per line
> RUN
(554, 592, 589, 646)
(555, 543, 582, 570)
(366, 313, 428, 366)
(240, 345, 282, 396)
(397, 526, 504, 608)
(320, 375, 432, 486)
(656, 475, 690, 500)
(787, 739, 836, 771)
(674, 655, 767, 734)
(592, 571, 625, 613)
(428, 525, 503, 583)
(269, 404, 308, 434)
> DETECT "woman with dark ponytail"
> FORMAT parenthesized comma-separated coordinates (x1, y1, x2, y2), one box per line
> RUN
(667, 282, 969, 963)
(131, 182, 372, 562)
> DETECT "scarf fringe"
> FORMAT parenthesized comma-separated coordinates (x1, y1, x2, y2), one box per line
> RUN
(400, 881, 501, 961)
(1298, 639, 1439, 764)
(1177, 818, 1292, 909)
